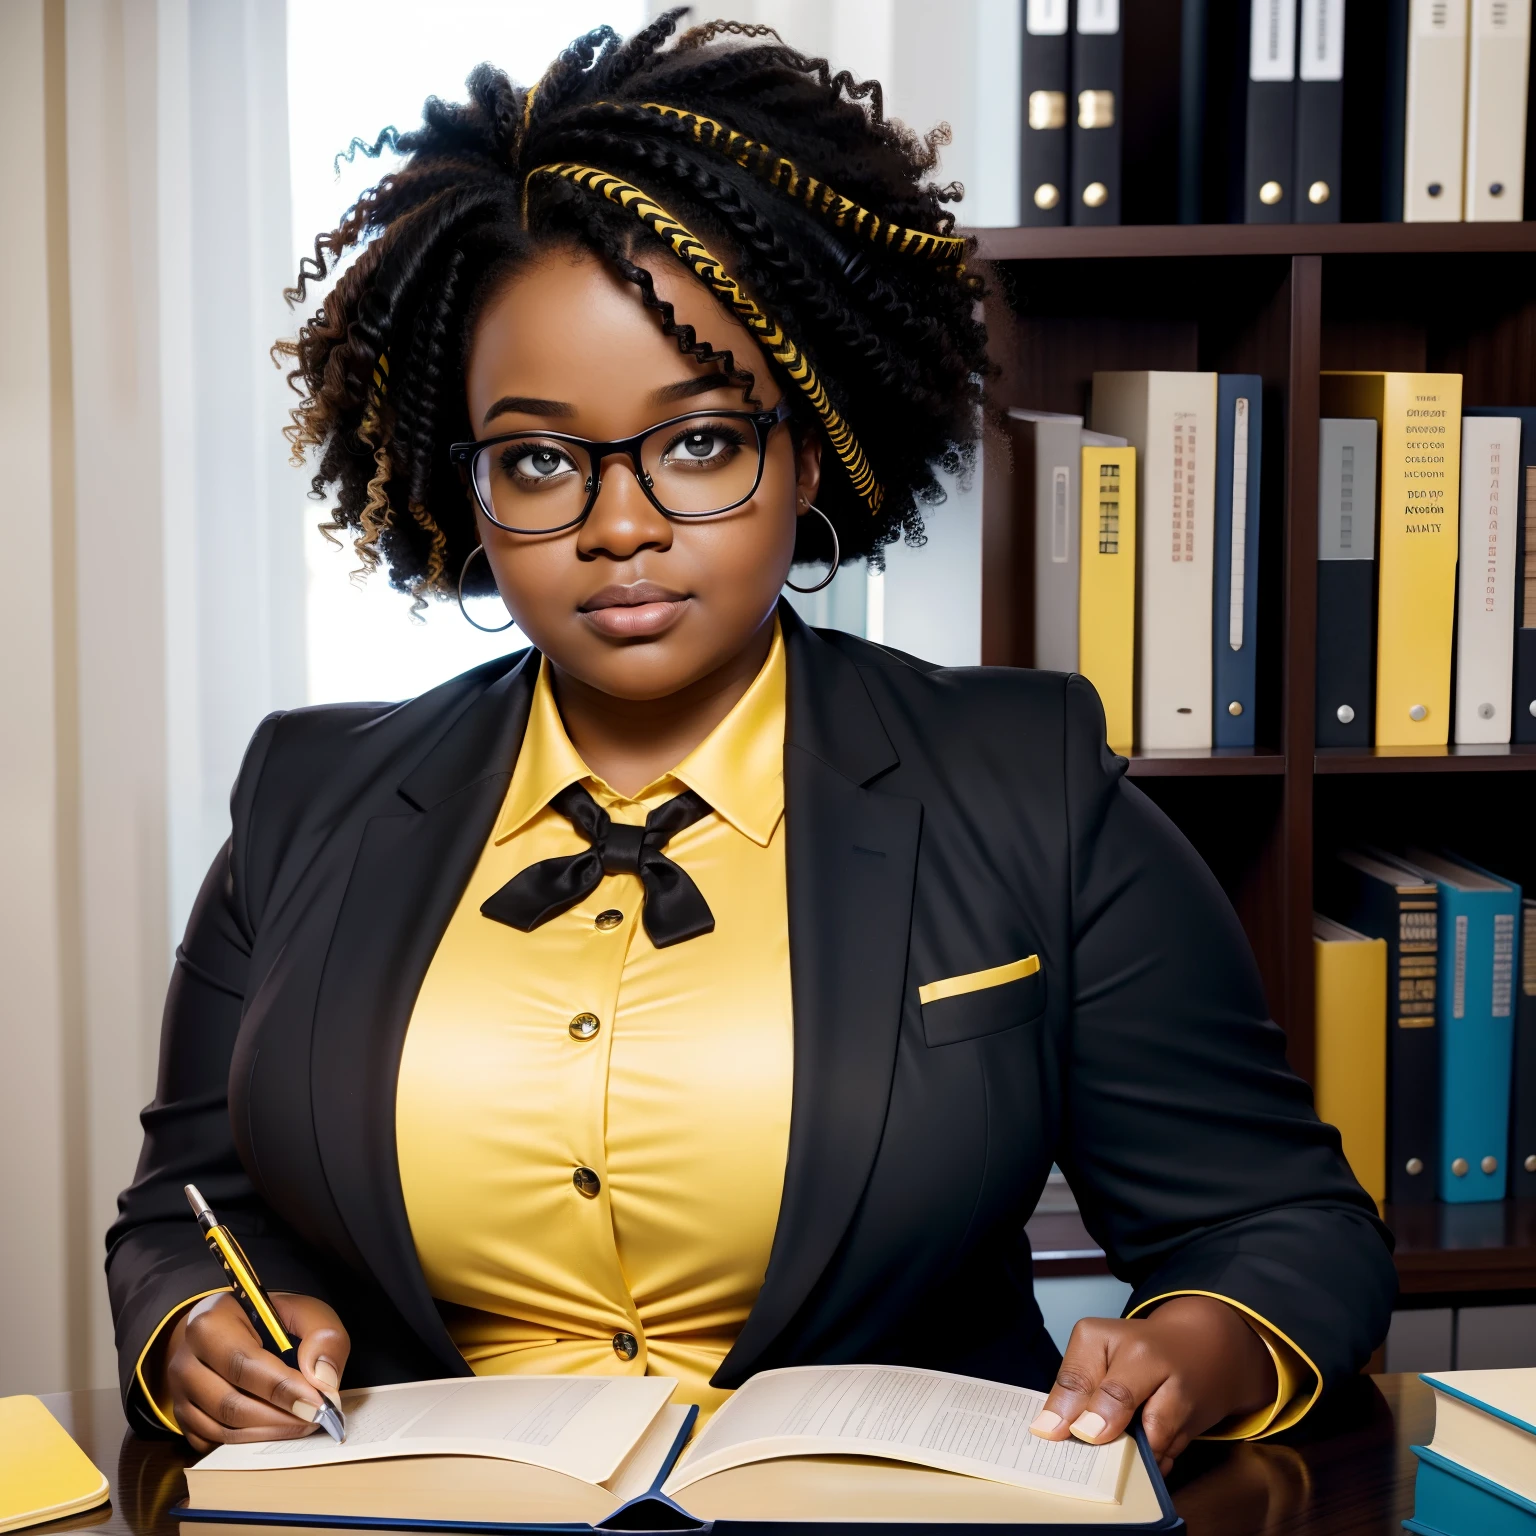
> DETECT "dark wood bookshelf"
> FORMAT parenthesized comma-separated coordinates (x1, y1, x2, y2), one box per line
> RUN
(1316, 744, 1536, 772)
(1027, 1202, 1536, 1298)
(972, 222, 1536, 263)
(984, 219, 1536, 1302)
(1126, 748, 1286, 777)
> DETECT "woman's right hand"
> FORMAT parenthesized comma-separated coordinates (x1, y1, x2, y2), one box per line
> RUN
(157, 1291, 350, 1452)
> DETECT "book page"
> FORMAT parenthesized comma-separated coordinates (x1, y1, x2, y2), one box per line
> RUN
(193, 1376, 676, 1487)
(664, 1366, 1129, 1504)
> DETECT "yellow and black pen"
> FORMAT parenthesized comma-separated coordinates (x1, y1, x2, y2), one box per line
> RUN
(184, 1183, 346, 1442)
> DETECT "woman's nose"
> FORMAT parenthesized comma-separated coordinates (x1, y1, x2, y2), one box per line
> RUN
(576, 454, 673, 560)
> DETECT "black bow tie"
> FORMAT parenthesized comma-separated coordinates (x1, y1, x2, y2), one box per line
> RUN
(481, 782, 715, 948)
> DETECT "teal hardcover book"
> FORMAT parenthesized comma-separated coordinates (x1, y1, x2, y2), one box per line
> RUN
(1390, 852, 1522, 1203)
(1407, 1447, 1536, 1536)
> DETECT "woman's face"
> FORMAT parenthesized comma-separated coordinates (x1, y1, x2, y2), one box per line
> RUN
(463, 248, 821, 701)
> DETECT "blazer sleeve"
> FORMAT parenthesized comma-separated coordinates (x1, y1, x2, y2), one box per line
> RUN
(1057, 674, 1397, 1394)
(104, 712, 344, 1437)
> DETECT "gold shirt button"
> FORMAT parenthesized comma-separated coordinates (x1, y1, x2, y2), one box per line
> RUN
(612, 1331, 639, 1360)
(569, 1012, 601, 1041)
(1451, 1158, 1470, 1177)
(594, 909, 623, 931)
(573, 1167, 601, 1198)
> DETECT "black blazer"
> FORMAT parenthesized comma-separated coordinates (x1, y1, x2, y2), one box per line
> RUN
(107, 607, 1395, 1436)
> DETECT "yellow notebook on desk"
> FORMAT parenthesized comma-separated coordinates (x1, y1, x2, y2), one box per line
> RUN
(0, 1396, 109, 1533)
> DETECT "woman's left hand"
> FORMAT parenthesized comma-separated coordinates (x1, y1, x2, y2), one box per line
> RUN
(1028, 1295, 1278, 1472)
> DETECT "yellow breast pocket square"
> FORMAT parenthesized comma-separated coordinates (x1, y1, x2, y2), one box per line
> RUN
(918, 955, 1045, 1047)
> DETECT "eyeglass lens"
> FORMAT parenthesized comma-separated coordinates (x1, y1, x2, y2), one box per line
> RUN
(472, 414, 765, 532)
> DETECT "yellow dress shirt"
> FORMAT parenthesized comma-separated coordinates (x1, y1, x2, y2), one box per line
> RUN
(394, 623, 794, 1418)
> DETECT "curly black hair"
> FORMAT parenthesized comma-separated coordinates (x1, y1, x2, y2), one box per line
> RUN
(275, 10, 990, 608)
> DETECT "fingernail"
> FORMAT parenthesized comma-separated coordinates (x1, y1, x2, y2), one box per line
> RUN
(1070, 1411, 1107, 1443)
(313, 1361, 340, 1393)
(1029, 1410, 1062, 1436)
(288, 1399, 319, 1424)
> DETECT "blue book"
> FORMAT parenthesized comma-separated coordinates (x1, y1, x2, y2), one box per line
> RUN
(1408, 1446, 1536, 1536)
(1213, 375, 1262, 746)
(1392, 852, 1523, 1204)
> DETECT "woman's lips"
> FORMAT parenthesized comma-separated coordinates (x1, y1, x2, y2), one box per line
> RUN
(579, 583, 691, 638)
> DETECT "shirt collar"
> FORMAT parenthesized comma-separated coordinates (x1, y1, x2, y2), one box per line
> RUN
(494, 617, 786, 849)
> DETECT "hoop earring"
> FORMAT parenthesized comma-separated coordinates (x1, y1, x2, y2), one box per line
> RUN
(785, 503, 840, 594)
(456, 545, 516, 632)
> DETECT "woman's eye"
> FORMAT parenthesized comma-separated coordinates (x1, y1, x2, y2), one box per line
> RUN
(662, 427, 742, 468)
(503, 445, 575, 481)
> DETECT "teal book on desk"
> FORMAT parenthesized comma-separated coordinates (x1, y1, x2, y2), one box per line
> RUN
(1390, 852, 1522, 1204)
(1408, 1369, 1536, 1536)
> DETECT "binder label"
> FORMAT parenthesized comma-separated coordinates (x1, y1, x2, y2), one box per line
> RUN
(1096, 461, 1122, 554)
(1076, 0, 1119, 33)
(1250, 0, 1298, 80)
(1229, 398, 1250, 650)
(1415, 0, 1467, 37)
(1453, 913, 1468, 1019)
(1299, 0, 1345, 80)
(1026, 0, 1068, 34)
(1051, 467, 1071, 563)
(1399, 902, 1438, 1027)
(1171, 412, 1198, 563)
(1494, 911, 1516, 1017)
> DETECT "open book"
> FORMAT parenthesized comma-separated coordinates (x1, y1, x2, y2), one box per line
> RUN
(184, 1365, 1168, 1528)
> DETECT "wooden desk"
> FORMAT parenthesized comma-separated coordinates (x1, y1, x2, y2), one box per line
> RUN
(35, 1376, 1434, 1536)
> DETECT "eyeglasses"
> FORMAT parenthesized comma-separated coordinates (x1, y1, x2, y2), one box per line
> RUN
(449, 399, 794, 535)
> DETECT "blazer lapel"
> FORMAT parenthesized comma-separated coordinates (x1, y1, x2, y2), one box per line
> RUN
(717, 608, 921, 1385)
(309, 651, 539, 1374)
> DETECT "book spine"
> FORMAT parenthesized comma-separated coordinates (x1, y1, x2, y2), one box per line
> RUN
(1033, 421, 1083, 672)
(1245, 0, 1299, 221)
(1464, 0, 1531, 222)
(1437, 884, 1518, 1202)
(1070, 0, 1123, 224)
(1316, 417, 1379, 747)
(1454, 417, 1520, 743)
(1317, 563, 1377, 747)
(1294, 0, 1345, 221)
(1403, 0, 1469, 220)
(1520, 442, 1536, 740)
(1079, 443, 1137, 753)
(1021, 0, 1071, 226)
(1314, 929, 1389, 1206)
(1178, 0, 1209, 222)
(1328, 861, 1440, 1204)
(1513, 901, 1536, 1198)
(1323, 372, 1463, 747)
(1382, 0, 1411, 220)
(1092, 371, 1218, 750)
(1214, 377, 1262, 745)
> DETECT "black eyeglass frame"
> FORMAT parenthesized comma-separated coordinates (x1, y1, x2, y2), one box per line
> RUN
(448, 398, 795, 535)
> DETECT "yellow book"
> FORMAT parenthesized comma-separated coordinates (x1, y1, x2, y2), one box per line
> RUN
(0, 1396, 109, 1534)
(1078, 442, 1136, 753)
(1319, 371, 1462, 745)
(1313, 915, 1389, 1208)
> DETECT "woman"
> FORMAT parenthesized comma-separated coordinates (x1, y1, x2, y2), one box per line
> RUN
(107, 14, 1394, 1474)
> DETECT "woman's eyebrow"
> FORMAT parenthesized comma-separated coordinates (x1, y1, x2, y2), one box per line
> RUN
(650, 373, 737, 404)
(482, 395, 578, 426)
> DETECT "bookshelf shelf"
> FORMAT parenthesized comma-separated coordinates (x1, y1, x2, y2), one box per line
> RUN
(986, 224, 1536, 1302)
(970, 222, 1536, 264)
(1027, 1204, 1536, 1297)
(1316, 745, 1536, 773)
(1126, 749, 1286, 777)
